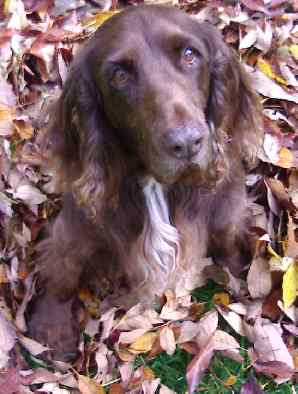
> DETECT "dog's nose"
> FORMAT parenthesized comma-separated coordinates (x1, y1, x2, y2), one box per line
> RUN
(165, 128, 202, 160)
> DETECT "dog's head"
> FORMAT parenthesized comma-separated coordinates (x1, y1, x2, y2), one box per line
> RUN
(46, 5, 262, 206)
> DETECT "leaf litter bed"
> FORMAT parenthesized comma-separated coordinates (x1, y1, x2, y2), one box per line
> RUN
(0, 0, 298, 393)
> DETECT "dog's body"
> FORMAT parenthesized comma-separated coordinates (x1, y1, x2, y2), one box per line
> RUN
(28, 5, 263, 360)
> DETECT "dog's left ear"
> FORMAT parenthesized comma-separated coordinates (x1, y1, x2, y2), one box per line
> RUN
(198, 22, 263, 167)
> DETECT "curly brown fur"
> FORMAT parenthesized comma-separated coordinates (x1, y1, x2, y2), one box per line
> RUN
(28, 5, 263, 361)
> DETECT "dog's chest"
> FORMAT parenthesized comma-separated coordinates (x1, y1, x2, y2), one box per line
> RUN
(124, 178, 208, 296)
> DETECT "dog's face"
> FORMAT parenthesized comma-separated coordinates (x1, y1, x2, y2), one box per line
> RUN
(48, 5, 261, 198)
(92, 7, 218, 184)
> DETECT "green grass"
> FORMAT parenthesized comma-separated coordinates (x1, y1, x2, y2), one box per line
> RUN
(137, 281, 298, 393)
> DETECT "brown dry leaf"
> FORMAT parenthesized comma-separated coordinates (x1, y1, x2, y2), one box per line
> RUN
(178, 321, 200, 344)
(246, 66, 298, 104)
(100, 307, 117, 341)
(13, 183, 47, 205)
(159, 303, 188, 321)
(119, 361, 133, 383)
(18, 334, 49, 356)
(0, 104, 16, 136)
(0, 265, 9, 284)
(216, 305, 245, 336)
(195, 310, 218, 348)
(244, 319, 295, 380)
(77, 374, 105, 394)
(211, 330, 240, 351)
(94, 344, 109, 383)
(286, 214, 298, 260)
(186, 340, 214, 394)
(119, 328, 149, 345)
(128, 332, 157, 355)
(159, 326, 176, 356)
(159, 385, 176, 394)
(117, 349, 136, 362)
(108, 383, 124, 394)
(128, 366, 155, 390)
(142, 378, 160, 394)
(240, 375, 264, 394)
(0, 313, 16, 368)
(247, 256, 272, 299)
(13, 117, 34, 140)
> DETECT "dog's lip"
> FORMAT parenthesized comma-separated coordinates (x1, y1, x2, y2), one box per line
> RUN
(150, 161, 201, 185)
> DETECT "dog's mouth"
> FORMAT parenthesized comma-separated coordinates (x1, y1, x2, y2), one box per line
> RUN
(150, 161, 202, 186)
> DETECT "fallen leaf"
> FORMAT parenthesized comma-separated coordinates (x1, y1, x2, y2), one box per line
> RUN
(14, 184, 47, 205)
(195, 310, 218, 348)
(247, 256, 272, 299)
(128, 332, 157, 355)
(257, 58, 287, 85)
(240, 375, 264, 394)
(224, 375, 237, 386)
(186, 340, 214, 394)
(77, 374, 105, 394)
(289, 44, 298, 60)
(178, 321, 200, 344)
(216, 305, 245, 336)
(159, 326, 176, 356)
(82, 11, 119, 29)
(0, 312, 16, 368)
(211, 330, 240, 351)
(212, 292, 230, 306)
(119, 328, 149, 345)
(159, 385, 176, 394)
(282, 262, 298, 309)
(142, 378, 160, 394)
(108, 383, 124, 394)
(18, 334, 49, 356)
(246, 66, 298, 103)
(245, 319, 295, 380)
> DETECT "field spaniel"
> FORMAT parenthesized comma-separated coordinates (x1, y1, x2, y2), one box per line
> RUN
(28, 5, 263, 360)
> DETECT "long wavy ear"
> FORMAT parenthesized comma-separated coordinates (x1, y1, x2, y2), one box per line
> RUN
(199, 23, 263, 168)
(43, 50, 124, 218)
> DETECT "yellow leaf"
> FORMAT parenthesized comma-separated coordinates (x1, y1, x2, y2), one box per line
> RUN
(282, 262, 298, 309)
(13, 119, 34, 140)
(128, 332, 157, 355)
(79, 288, 100, 317)
(289, 44, 298, 60)
(82, 11, 119, 29)
(257, 58, 288, 85)
(212, 292, 230, 306)
(117, 348, 136, 362)
(224, 375, 237, 386)
(3, 0, 10, 16)
(143, 366, 155, 381)
(276, 147, 294, 169)
(78, 374, 105, 394)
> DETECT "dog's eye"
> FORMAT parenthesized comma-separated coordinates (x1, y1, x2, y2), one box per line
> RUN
(182, 47, 199, 66)
(111, 68, 130, 87)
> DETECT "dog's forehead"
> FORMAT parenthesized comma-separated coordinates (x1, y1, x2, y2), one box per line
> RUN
(94, 6, 208, 63)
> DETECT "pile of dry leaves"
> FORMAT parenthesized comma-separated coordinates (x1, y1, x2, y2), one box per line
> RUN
(0, 0, 298, 393)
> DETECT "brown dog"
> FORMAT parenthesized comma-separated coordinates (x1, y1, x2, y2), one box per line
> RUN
(28, 5, 263, 361)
